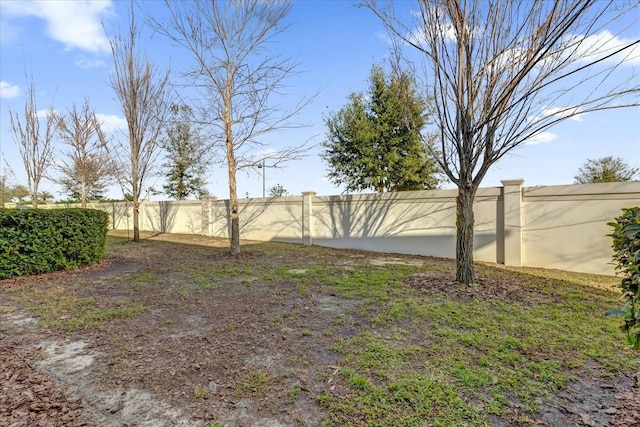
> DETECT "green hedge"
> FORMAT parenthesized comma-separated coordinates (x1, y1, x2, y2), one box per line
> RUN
(0, 208, 109, 279)
(607, 207, 640, 353)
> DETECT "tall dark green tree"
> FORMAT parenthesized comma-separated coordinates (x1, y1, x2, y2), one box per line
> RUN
(323, 66, 440, 193)
(162, 104, 208, 200)
(59, 168, 108, 203)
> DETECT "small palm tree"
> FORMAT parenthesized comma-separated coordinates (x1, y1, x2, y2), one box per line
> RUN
(268, 184, 289, 197)
(38, 191, 55, 204)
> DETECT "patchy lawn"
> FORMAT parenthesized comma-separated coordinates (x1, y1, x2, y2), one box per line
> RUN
(1, 231, 638, 427)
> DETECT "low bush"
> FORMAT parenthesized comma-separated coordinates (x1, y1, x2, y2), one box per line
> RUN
(0, 208, 108, 279)
(607, 207, 640, 356)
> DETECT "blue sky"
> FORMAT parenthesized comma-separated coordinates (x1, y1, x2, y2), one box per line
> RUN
(0, 0, 639, 201)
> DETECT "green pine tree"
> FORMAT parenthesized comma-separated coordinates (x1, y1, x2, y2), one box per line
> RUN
(323, 66, 440, 193)
(162, 105, 208, 200)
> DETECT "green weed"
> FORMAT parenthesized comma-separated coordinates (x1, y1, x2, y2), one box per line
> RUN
(22, 287, 146, 331)
(236, 370, 271, 397)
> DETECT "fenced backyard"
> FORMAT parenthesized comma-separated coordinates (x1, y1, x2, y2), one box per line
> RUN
(2, 180, 639, 425)
(1, 232, 639, 426)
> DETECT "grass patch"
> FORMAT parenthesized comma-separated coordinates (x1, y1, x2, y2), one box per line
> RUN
(317, 267, 631, 425)
(236, 369, 272, 397)
(20, 286, 146, 331)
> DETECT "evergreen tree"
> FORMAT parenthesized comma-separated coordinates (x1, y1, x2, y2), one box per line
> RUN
(59, 169, 108, 203)
(162, 105, 208, 200)
(323, 66, 440, 193)
(37, 191, 55, 204)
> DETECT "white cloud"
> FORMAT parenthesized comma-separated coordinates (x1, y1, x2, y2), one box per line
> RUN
(526, 131, 557, 145)
(0, 81, 20, 98)
(95, 113, 127, 133)
(566, 30, 640, 66)
(75, 56, 108, 69)
(36, 108, 57, 119)
(541, 107, 584, 122)
(0, 0, 113, 54)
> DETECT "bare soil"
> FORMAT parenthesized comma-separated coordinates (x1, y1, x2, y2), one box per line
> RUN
(1, 234, 638, 427)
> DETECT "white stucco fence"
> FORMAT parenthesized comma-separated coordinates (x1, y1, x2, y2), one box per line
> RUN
(37, 180, 640, 276)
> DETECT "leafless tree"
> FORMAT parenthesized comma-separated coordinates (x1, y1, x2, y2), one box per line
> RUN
(55, 99, 115, 208)
(8, 79, 57, 208)
(366, 0, 640, 284)
(148, 0, 313, 254)
(107, 6, 172, 241)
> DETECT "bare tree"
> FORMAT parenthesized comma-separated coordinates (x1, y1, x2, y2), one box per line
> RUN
(8, 79, 57, 208)
(367, 0, 640, 284)
(55, 99, 115, 208)
(148, 0, 313, 254)
(107, 6, 172, 241)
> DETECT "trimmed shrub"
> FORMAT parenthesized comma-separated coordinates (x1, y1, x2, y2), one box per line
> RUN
(606, 207, 640, 355)
(0, 208, 108, 279)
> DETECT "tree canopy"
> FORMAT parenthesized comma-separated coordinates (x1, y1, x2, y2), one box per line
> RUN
(574, 156, 639, 184)
(268, 183, 289, 197)
(323, 66, 440, 193)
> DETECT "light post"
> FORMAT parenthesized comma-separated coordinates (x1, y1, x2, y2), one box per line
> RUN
(257, 159, 266, 197)
(256, 159, 277, 198)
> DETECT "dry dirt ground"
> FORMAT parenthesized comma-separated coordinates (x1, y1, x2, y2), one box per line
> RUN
(1, 234, 639, 427)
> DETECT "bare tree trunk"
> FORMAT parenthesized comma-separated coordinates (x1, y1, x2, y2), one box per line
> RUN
(228, 177, 240, 254)
(133, 200, 140, 242)
(132, 170, 140, 242)
(227, 134, 240, 254)
(81, 182, 87, 209)
(456, 184, 477, 284)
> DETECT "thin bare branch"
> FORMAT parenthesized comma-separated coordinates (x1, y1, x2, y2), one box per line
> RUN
(8, 77, 56, 208)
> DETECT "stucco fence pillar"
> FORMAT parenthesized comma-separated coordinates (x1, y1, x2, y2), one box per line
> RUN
(200, 195, 217, 236)
(302, 191, 316, 246)
(501, 179, 524, 267)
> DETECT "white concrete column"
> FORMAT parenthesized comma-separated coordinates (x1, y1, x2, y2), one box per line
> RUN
(200, 195, 216, 236)
(501, 179, 524, 267)
(302, 191, 316, 246)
